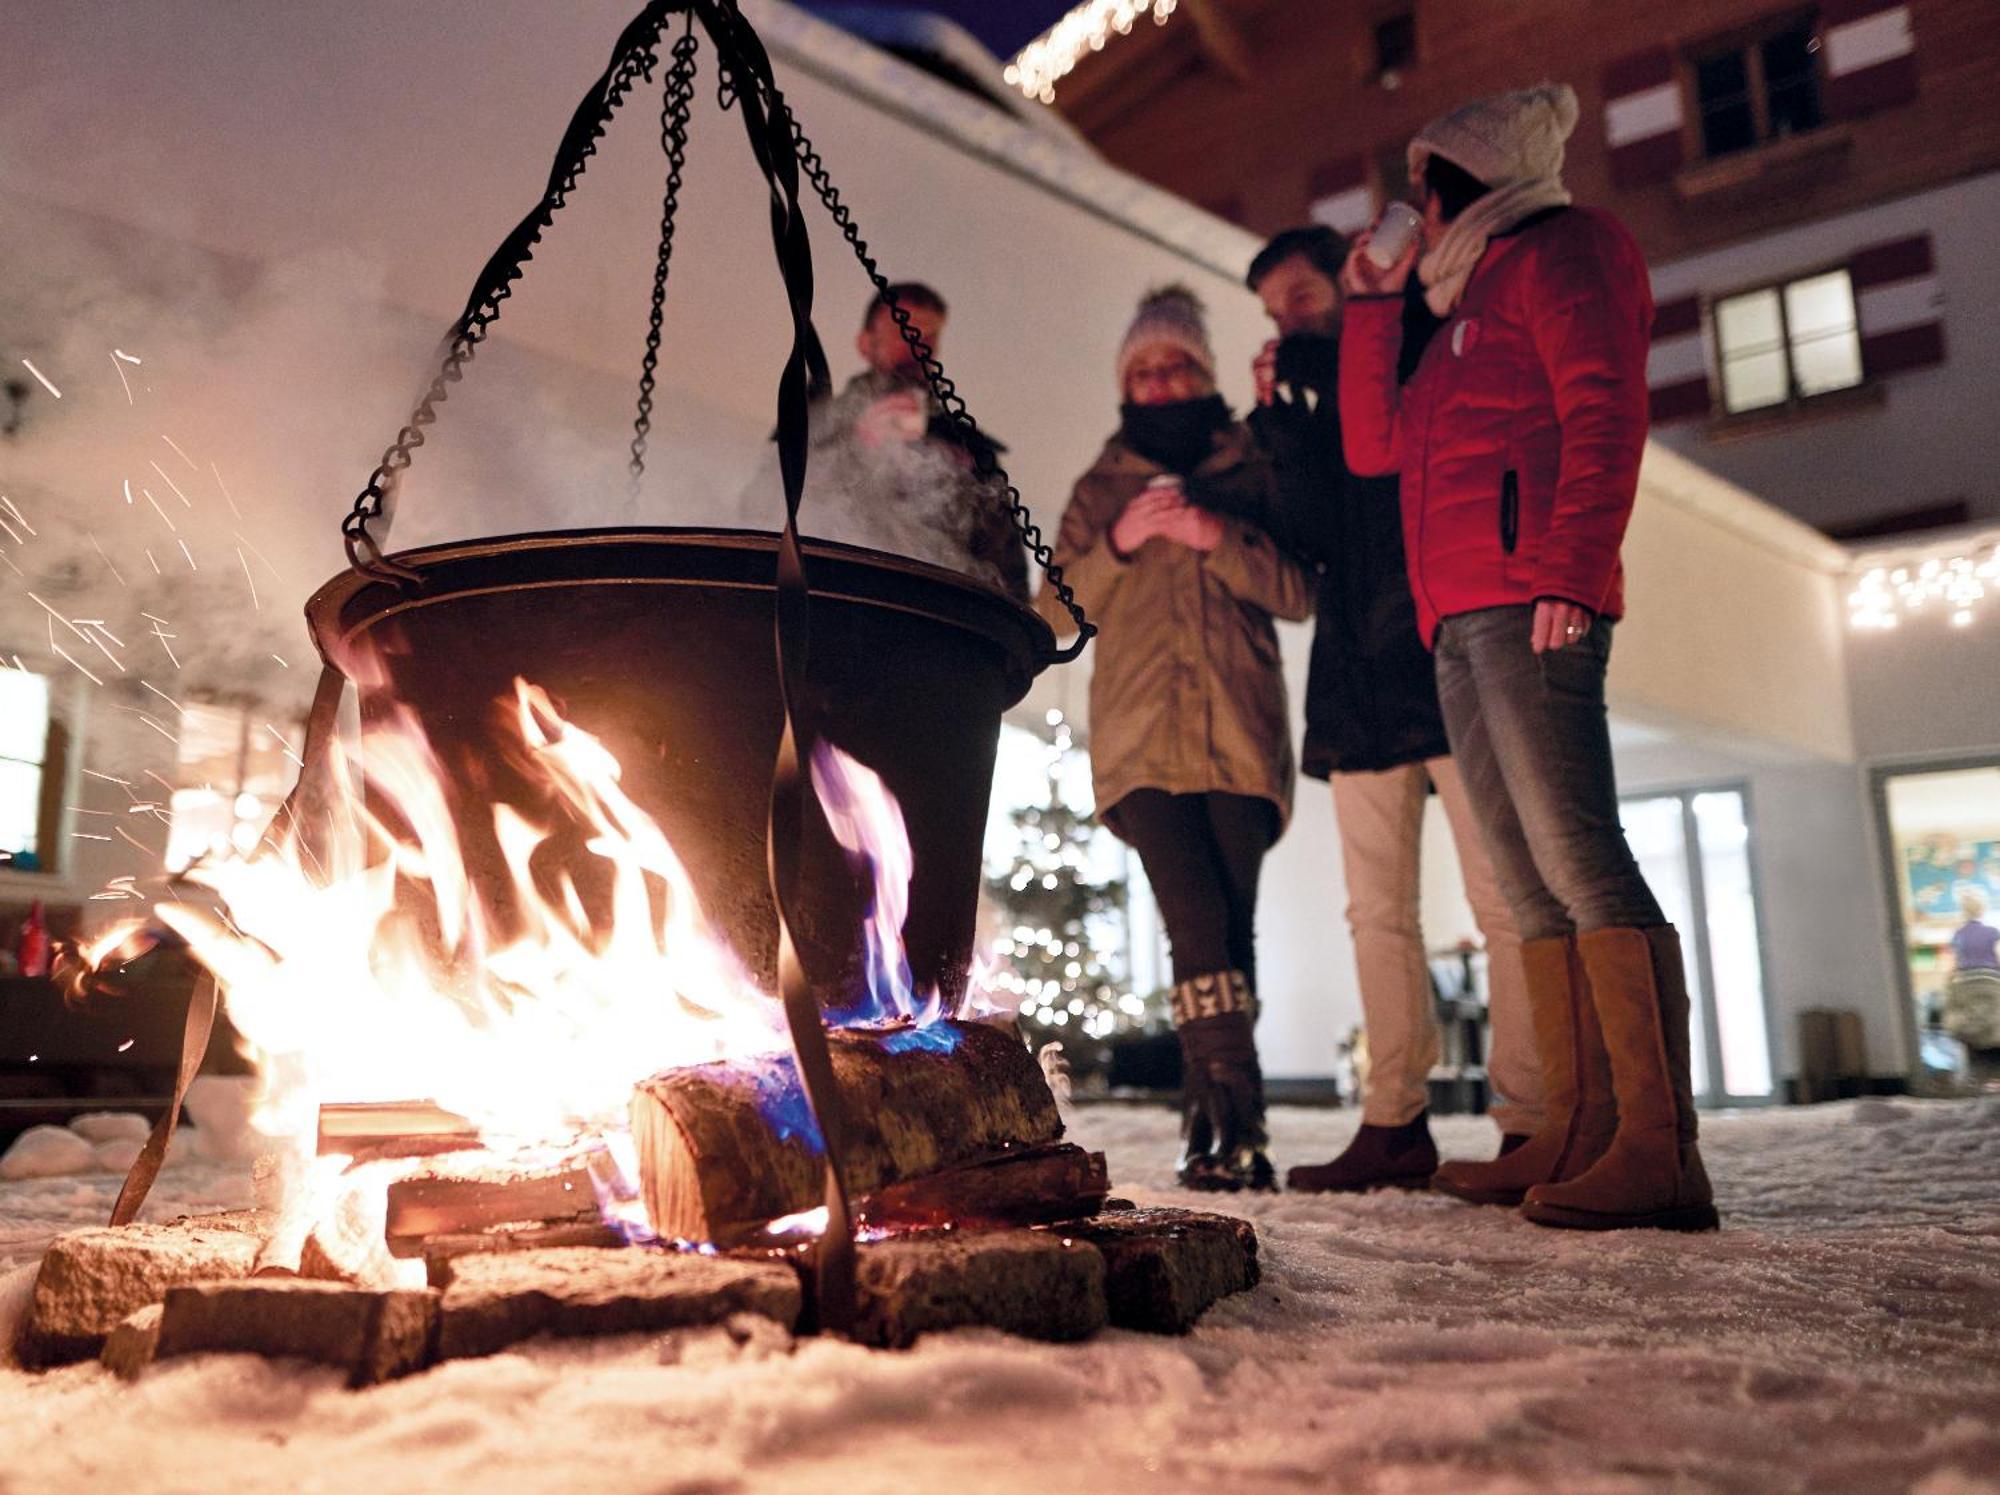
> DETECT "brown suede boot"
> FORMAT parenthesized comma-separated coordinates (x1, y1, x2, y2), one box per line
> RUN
(1432, 935, 1617, 1207)
(1285, 1112, 1437, 1192)
(1522, 926, 1719, 1232)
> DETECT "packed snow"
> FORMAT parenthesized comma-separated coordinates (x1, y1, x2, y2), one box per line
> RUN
(3, 1099, 1998, 1494)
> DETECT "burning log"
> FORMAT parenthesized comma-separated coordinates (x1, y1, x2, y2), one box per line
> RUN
(628, 1018, 1062, 1243)
(859, 1142, 1109, 1230)
(317, 1101, 481, 1163)
(384, 1157, 599, 1240)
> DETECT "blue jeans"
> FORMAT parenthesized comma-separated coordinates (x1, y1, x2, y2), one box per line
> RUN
(1432, 606, 1664, 943)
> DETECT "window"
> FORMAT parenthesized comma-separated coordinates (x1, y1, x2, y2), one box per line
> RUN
(1713, 267, 1863, 415)
(164, 701, 300, 873)
(0, 669, 53, 873)
(1372, 11, 1416, 82)
(1622, 789, 1774, 1103)
(1692, 14, 1825, 158)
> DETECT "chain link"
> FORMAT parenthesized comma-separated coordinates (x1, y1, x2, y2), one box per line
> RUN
(628, 18, 700, 495)
(341, 2, 679, 577)
(778, 118, 1092, 650)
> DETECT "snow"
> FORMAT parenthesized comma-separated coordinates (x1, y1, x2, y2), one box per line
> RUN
(3, 1100, 1999, 1493)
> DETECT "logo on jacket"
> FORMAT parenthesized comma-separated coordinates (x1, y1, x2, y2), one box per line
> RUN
(1450, 319, 1480, 358)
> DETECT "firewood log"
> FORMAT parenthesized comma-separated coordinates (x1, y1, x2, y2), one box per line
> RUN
(629, 1018, 1061, 1244)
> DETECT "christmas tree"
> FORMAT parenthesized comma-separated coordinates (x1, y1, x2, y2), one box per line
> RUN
(984, 712, 1154, 1063)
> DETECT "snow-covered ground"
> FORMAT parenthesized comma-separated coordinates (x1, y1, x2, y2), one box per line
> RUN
(3, 1099, 1998, 1494)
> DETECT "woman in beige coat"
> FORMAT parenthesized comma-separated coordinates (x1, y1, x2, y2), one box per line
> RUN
(1039, 287, 1312, 1190)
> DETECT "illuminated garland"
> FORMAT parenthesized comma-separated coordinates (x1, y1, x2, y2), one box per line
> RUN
(1848, 534, 2000, 631)
(1004, 0, 1181, 103)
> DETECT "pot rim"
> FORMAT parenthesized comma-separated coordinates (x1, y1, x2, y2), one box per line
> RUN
(305, 526, 1058, 695)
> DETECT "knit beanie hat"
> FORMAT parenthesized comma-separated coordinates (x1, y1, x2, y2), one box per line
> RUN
(1407, 82, 1580, 191)
(1116, 285, 1216, 396)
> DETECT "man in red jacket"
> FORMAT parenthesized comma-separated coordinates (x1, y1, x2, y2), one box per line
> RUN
(1338, 83, 1715, 1232)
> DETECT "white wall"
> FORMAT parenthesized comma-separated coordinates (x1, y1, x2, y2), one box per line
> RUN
(1648, 172, 2000, 533)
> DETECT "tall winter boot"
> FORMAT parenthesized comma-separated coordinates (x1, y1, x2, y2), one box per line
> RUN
(1173, 970, 1277, 1193)
(1522, 926, 1718, 1232)
(1432, 935, 1617, 1207)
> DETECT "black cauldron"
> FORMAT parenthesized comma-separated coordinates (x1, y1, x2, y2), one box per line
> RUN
(305, 528, 1054, 1010)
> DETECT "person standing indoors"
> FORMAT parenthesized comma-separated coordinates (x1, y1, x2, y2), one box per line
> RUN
(1339, 84, 1717, 1231)
(1233, 227, 1542, 1194)
(1038, 286, 1311, 1191)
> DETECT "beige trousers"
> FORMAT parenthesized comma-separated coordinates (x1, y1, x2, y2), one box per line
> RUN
(1330, 756, 1542, 1134)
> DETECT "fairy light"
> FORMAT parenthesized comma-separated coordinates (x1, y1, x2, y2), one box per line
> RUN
(1847, 535, 2000, 632)
(1004, 0, 1181, 103)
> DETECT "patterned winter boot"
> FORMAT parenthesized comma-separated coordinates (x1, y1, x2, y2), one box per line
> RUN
(1173, 970, 1277, 1192)
(1521, 926, 1719, 1232)
(1431, 935, 1617, 1207)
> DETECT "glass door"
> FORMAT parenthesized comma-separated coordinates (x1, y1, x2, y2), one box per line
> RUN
(1621, 788, 1776, 1105)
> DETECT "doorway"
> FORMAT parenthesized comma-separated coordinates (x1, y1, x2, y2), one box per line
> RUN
(1874, 762, 2000, 1092)
(1620, 788, 1777, 1105)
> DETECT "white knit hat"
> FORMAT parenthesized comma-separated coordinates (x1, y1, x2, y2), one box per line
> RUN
(1116, 285, 1216, 395)
(1407, 82, 1580, 190)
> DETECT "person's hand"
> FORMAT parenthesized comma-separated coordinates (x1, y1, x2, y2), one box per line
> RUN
(1161, 502, 1224, 552)
(1252, 339, 1280, 407)
(1340, 217, 1419, 299)
(1110, 486, 1184, 556)
(856, 390, 926, 448)
(1532, 599, 1594, 653)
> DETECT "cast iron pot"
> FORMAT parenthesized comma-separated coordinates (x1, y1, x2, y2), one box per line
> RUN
(305, 528, 1054, 1011)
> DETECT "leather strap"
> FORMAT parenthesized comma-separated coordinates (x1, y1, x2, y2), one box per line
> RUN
(109, 973, 217, 1227)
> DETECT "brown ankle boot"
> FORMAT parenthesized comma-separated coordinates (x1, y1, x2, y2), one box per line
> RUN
(1433, 936, 1617, 1207)
(1285, 1112, 1437, 1193)
(1522, 926, 1718, 1232)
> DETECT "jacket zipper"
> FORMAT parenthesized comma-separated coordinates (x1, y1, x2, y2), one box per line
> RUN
(1500, 469, 1520, 556)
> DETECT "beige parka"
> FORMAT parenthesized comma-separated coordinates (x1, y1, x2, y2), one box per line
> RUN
(1037, 425, 1313, 831)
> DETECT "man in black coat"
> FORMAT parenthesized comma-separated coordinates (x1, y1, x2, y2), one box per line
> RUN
(1236, 226, 1541, 1190)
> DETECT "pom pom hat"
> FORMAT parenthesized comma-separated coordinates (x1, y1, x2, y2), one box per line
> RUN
(1116, 285, 1217, 396)
(1407, 83, 1581, 191)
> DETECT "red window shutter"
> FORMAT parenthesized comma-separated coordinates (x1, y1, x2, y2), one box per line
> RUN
(1851, 232, 1945, 377)
(1601, 48, 1684, 188)
(1821, 1, 1919, 120)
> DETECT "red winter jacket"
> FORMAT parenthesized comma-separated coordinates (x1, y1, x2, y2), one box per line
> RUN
(1339, 206, 1653, 646)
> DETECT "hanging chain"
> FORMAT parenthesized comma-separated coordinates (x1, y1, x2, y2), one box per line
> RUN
(714, 57, 1093, 655)
(340, 1, 680, 578)
(628, 17, 700, 495)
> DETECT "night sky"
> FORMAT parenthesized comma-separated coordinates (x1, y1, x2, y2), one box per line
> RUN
(806, 2, 1082, 58)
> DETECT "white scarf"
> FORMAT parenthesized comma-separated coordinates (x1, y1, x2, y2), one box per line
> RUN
(1417, 177, 1573, 316)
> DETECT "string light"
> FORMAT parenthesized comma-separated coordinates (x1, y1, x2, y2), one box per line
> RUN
(1003, 0, 1181, 103)
(1847, 534, 2000, 632)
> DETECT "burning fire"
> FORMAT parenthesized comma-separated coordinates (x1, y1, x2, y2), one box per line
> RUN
(109, 661, 989, 1260)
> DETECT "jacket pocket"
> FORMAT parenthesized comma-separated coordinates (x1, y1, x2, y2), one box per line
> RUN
(1499, 469, 1520, 556)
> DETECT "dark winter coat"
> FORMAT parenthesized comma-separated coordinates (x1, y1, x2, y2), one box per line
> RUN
(1339, 206, 1654, 645)
(1238, 321, 1450, 778)
(1037, 425, 1313, 830)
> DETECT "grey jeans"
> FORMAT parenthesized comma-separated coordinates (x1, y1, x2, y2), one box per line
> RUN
(1433, 606, 1664, 943)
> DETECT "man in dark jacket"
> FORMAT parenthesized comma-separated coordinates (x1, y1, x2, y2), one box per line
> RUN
(1230, 227, 1540, 1194)
(797, 283, 1029, 603)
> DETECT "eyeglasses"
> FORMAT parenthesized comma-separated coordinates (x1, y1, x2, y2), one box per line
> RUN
(1127, 358, 1201, 387)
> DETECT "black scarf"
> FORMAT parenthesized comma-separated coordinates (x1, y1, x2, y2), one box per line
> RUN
(1118, 394, 1231, 476)
(1273, 332, 1339, 402)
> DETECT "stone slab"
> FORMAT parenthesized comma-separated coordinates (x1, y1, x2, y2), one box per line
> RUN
(152, 1278, 438, 1387)
(848, 1227, 1108, 1349)
(15, 1213, 266, 1367)
(435, 1246, 802, 1361)
(1053, 1207, 1259, 1334)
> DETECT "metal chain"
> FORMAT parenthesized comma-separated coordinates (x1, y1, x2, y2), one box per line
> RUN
(628, 18, 700, 495)
(340, 1, 680, 578)
(718, 65, 1094, 656)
